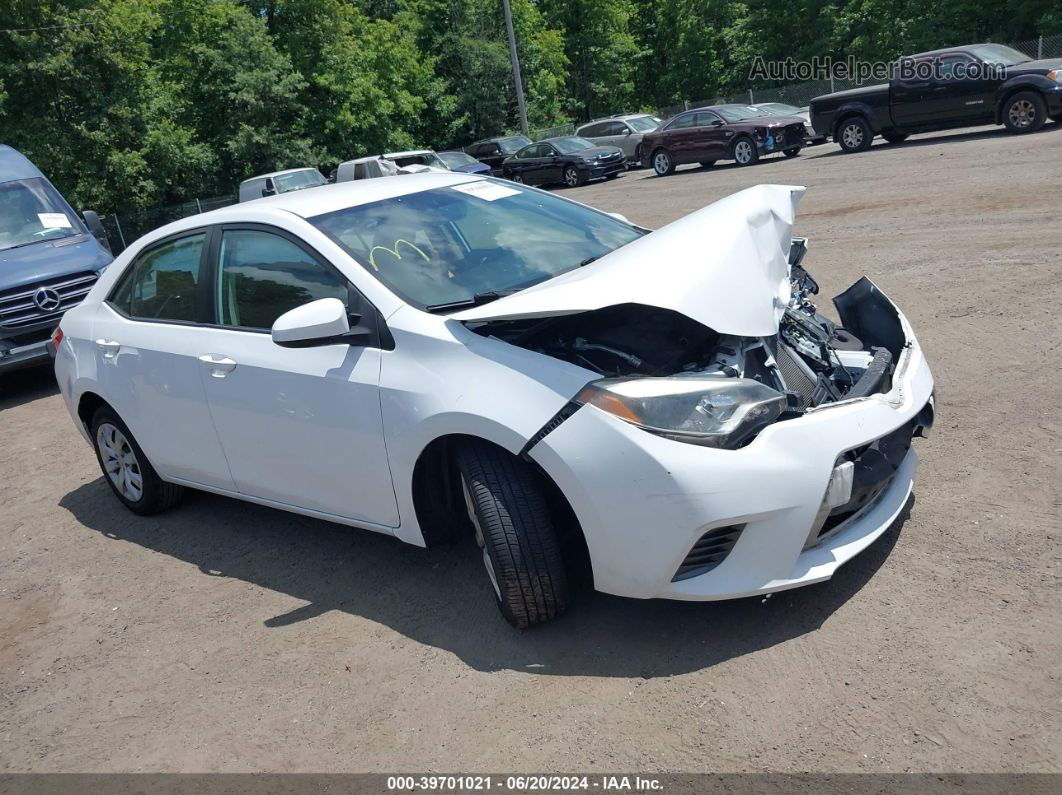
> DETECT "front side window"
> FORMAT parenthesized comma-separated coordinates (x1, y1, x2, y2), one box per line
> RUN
(666, 114, 696, 130)
(0, 177, 84, 251)
(216, 230, 347, 330)
(309, 180, 645, 310)
(111, 233, 205, 322)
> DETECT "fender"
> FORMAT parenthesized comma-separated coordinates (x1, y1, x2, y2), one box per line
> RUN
(993, 77, 1054, 123)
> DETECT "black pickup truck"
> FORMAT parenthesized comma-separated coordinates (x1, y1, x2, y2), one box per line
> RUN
(810, 43, 1062, 152)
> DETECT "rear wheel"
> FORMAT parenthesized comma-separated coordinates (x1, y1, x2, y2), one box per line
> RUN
(783, 147, 801, 158)
(837, 116, 873, 153)
(454, 439, 570, 628)
(732, 137, 759, 166)
(881, 130, 909, 143)
(652, 148, 675, 176)
(1003, 91, 1046, 134)
(91, 406, 183, 516)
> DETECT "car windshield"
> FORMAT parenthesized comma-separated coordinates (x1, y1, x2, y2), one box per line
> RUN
(552, 137, 595, 153)
(0, 177, 83, 252)
(390, 152, 447, 169)
(437, 151, 479, 169)
(716, 106, 762, 122)
(965, 44, 1031, 66)
(309, 180, 644, 310)
(627, 116, 662, 133)
(757, 103, 800, 116)
(498, 136, 532, 154)
(274, 170, 326, 193)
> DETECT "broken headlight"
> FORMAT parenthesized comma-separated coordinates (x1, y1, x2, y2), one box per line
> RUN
(576, 377, 786, 449)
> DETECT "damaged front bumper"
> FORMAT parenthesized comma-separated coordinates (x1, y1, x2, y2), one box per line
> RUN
(528, 278, 933, 601)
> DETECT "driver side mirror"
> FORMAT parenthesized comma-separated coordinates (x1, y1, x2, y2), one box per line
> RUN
(622, 128, 632, 135)
(272, 298, 373, 348)
(710, 119, 724, 127)
(82, 210, 111, 253)
(262, 183, 277, 197)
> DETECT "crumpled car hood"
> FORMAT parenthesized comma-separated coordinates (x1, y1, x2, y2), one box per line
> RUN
(452, 183, 806, 337)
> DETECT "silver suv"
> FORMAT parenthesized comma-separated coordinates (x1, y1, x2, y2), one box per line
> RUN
(575, 114, 663, 167)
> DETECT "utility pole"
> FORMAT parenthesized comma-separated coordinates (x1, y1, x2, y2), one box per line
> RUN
(502, 0, 529, 136)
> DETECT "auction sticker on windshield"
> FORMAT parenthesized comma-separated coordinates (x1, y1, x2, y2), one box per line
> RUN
(38, 213, 72, 228)
(451, 181, 521, 201)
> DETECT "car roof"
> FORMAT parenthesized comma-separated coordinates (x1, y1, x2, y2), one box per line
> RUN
(906, 44, 988, 59)
(383, 150, 434, 158)
(0, 144, 46, 183)
(541, 136, 580, 143)
(239, 167, 319, 185)
(580, 113, 655, 125)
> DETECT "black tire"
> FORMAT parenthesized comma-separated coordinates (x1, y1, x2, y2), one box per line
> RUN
(731, 136, 759, 166)
(454, 439, 569, 628)
(783, 147, 801, 158)
(699, 160, 717, 168)
(651, 148, 675, 176)
(1002, 90, 1046, 134)
(836, 115, 873, 153)
(562, 165, 585, 188)
(881, 130, 909, 143)
(90, 405, 184, 516)
(508, 172, 524, 184)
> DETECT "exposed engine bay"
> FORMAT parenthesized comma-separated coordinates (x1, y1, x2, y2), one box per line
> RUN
(470, 239, 896, 417)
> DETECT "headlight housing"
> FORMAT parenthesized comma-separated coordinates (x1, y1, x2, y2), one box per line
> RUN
(576, 377, 787, 449)
(1048, 69, 1062, 84)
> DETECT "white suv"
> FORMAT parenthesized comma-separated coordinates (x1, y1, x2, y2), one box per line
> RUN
(54, 174, 934, 627)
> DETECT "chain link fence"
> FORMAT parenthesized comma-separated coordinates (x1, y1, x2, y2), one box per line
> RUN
(100, 194, 236, 254)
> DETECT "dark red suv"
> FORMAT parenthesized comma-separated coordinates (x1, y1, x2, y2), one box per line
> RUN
(639, 105, 808, 175)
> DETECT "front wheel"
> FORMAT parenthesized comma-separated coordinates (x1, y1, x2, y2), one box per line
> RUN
(783, 147, 801, 158)
(91, 406, 184, 515)
(1003, 91, 1046, 134)
(508, 172, 524, 184)
(652, 149, 675, 176)
(732, 137, 759, 166)
(837, 116, 873, 153)
(562, 166, 584, 187)
(455, 440, 570, 628)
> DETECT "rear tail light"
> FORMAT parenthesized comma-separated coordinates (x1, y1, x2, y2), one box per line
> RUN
(51, 326, 64, 351)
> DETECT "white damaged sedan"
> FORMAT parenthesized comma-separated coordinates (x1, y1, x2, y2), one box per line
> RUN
(54, 174, 934, 627)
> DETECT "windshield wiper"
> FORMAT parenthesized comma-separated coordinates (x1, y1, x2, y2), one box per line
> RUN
(425, 289, 520, 313)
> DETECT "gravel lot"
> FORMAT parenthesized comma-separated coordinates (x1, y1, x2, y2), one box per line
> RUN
(2, 124, 1061, 773)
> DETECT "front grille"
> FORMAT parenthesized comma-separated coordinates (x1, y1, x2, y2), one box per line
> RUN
(0, 271, 98, 331)
(672, 524, 745, 582)
(816, 419, 916, 540)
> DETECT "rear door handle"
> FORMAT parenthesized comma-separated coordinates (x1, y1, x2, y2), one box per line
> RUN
(95, 339, 121, 359)
(198, 353, 237, 378)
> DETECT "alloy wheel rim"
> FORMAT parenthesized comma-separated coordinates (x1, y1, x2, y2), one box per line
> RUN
(460, 474, 501, 600)
(564, 168, 578, 186)
(735, 141, 753, 163)
(1009, 99, 1035, 128)
(654, 152, 669, 173)
(512, 173, 523, 183)
(97, 423, 143, 502)
(842, 124, 863, 148)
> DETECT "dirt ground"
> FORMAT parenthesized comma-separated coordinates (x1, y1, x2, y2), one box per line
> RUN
(2, 124, 1061, 774)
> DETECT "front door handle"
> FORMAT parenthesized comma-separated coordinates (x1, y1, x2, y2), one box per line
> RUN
(198, 353, 237, 378)
(95, 339, 121, 359)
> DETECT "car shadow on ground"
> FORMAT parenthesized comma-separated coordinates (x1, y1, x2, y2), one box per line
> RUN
(0, 366, 59, 412)
(59, 478, 912, 677)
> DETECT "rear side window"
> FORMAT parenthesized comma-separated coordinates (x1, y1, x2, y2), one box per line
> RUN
(110, 233, 205, 322)
(216, 229, 347, 330)
(580, 122, 605, 137)
(667, 114, 696, 130)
